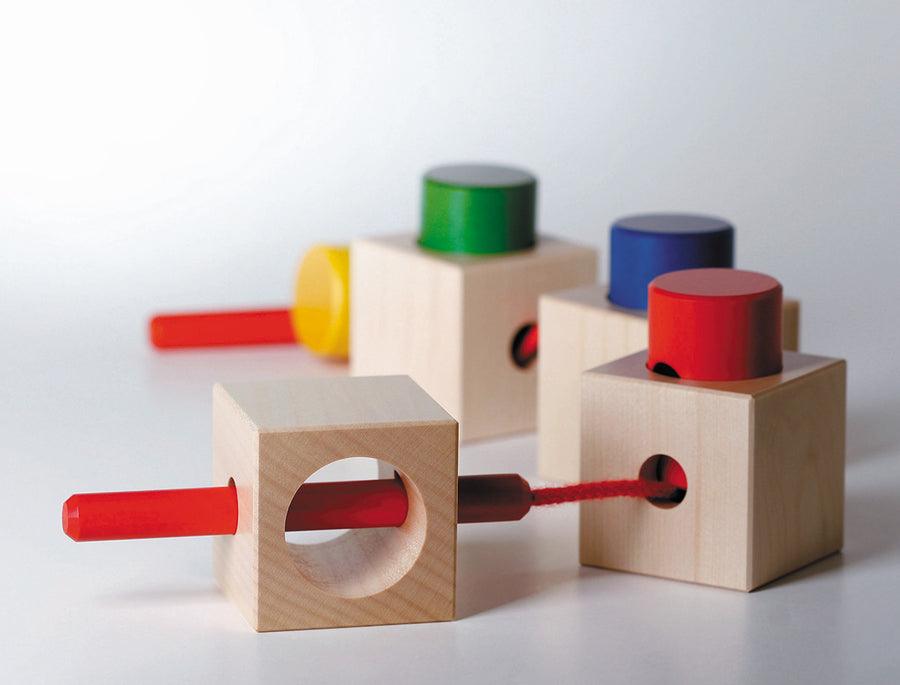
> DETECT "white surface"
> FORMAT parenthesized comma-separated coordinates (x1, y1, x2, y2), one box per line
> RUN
(2, 2, 899, 682)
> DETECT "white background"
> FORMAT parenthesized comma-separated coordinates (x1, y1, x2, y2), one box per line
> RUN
(2, 2, 898, 682)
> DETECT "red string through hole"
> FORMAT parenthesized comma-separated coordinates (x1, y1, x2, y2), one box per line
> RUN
(638, 454, 687, 508)
(510, 323, 538, 369)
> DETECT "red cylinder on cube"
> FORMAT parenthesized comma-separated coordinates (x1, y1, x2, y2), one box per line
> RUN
(647, 268, 783, 381)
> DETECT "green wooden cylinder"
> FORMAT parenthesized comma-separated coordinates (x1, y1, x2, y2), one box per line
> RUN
(419, 164, 537, 254)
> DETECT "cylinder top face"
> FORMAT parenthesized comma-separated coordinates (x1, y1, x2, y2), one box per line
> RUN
(648, 268, 783, 381)
(426, 164, 535, 188)
(614, 213, 732, 235)
(651, 268, 780, 300)
(608, 213, 734, 310)
(419, 163, 537, 254)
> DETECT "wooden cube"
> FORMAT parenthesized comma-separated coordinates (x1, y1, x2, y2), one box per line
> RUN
(351, 234, 597, 442)
(212, 375, 458, 631)
(537, 285, 801, 482)
(579, 350, 845, 591)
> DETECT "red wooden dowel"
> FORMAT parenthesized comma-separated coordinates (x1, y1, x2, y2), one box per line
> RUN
(62, 487, 238, 542)
(149, 308, 296, 349)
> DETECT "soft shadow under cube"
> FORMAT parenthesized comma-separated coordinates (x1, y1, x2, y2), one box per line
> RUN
(538, 214, 800, 483)
(579, 269, 844, 591)
(351, 164, 596, 441)
(212, 375, 458, 631)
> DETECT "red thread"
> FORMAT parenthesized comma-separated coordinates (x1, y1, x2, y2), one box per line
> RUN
(532, 479, 677, 507)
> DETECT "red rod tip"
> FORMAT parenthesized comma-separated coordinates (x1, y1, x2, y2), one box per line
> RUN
(63, 496, 80, 541)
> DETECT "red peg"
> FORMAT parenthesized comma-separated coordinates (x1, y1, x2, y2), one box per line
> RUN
(647, 268, 783, 381)
(62, 486, 238, 542)
(148, 245, 350, 357)
(150, 309, 296, 349)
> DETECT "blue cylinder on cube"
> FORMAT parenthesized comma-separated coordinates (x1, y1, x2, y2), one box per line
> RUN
(608, 214, 735, 310)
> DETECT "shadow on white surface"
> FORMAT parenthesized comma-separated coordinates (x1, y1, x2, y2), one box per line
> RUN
(846, 400, 900, 465)
(96, 583, 224, 606)
(754, 552, 844, 592)
(455, 535, 582, 619)
(843, 483, 900, 565)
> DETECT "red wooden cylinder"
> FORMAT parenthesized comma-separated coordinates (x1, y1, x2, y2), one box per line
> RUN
(149, 309, 296, 348)
(285, 479, 409, 531)
(63, 475, 537, 542)
(647, 268, 783, 381)
(62, 487, 239, 542)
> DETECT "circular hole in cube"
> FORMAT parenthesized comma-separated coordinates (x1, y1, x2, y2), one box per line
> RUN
(651, 362, 680, 378)
(510, 323, 538, 369)
(283, 457, 426, 599)
(639, 454, 687, 508)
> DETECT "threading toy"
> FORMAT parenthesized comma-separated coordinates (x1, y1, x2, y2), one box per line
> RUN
(63, 474, 683, 542)
(62, 374, 684, 631)
(580, 268, 844, 592)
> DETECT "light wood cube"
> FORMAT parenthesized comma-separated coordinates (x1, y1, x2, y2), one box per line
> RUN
(537, 285, 801, 482)
(212, 375, 458, 631)
(351, 234, 597, 442)
(579, 350, 845, 591)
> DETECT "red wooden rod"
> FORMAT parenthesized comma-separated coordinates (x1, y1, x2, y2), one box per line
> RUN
(63, 475, 681, 542)
(149, 308, 296, 349)
(284, 479, 410, 532)
(63, 476, 534, 542)
(62, 487, 239, 542)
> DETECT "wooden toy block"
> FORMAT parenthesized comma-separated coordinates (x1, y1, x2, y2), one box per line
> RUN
(579, 350, 844, 591)
(537, 285, 800, 481)
(351, 233, 596, 441)
(579, 269, 844, 591)
(211, 375, 458, 631)
(350, 164, 595, 441)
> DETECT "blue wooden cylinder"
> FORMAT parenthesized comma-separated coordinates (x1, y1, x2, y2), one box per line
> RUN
(608, 214, 735, 310)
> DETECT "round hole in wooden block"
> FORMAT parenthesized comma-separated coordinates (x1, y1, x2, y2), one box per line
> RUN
(639, 454, 687, 508)
(510, 323, 538, 369)
(283, 457, 426, 599)
(651, 362, 680, 378)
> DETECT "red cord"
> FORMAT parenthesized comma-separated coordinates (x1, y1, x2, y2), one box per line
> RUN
(532, 479, 678, 506)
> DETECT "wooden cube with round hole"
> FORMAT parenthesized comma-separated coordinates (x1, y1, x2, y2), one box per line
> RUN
(351, 164, 596, 442)
(579, 269, 844, 591)
(538, 214, 800, 483)
(211, 375, 458, 631)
